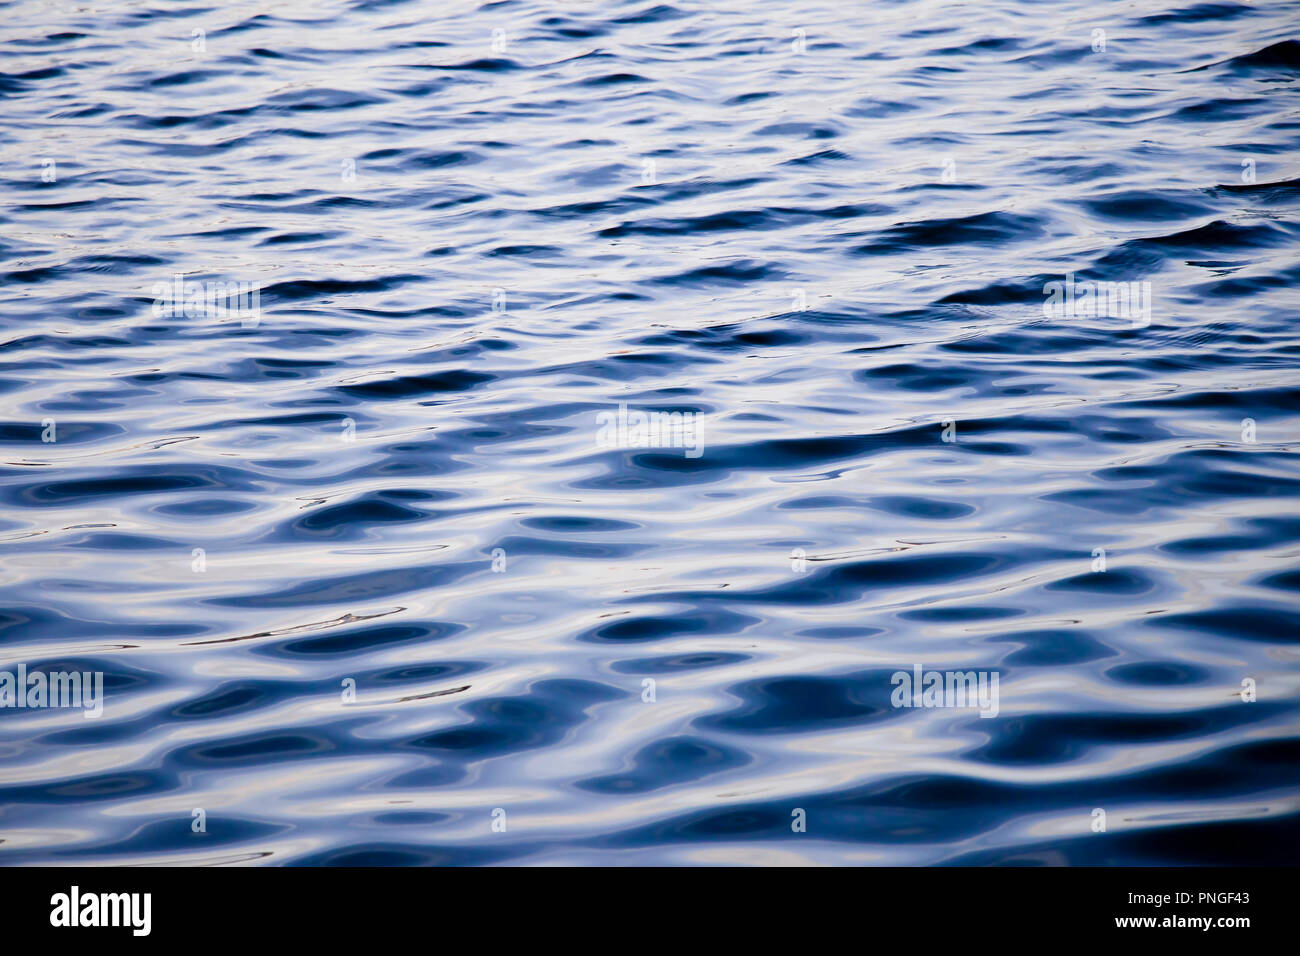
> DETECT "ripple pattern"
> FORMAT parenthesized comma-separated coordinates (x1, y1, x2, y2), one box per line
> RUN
(1, 0, 1299, 866)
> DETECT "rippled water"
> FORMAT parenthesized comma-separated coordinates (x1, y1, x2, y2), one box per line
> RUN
(2, 0, 1299, 866)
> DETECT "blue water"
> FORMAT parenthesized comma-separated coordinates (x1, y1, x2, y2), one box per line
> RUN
(2, 0, 1299, 866)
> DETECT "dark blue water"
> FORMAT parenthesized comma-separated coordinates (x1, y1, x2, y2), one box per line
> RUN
(2, 0, 1299, 866)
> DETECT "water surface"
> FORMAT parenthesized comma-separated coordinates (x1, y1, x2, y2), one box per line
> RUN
(2, 0, 1299, 865)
